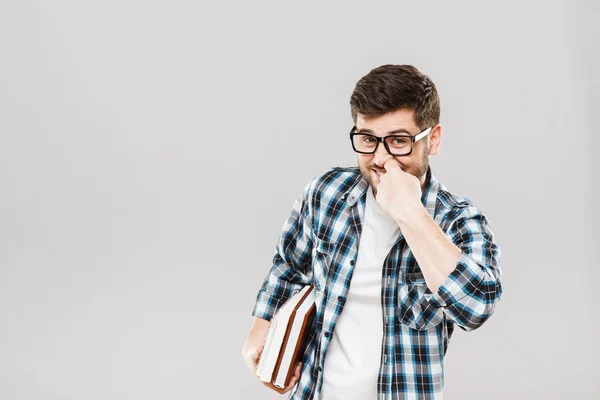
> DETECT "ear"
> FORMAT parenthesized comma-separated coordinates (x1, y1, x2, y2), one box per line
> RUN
(428, 124, 442, 155)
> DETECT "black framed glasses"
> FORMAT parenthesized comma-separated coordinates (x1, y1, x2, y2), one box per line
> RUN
(349, 126, 432, 156)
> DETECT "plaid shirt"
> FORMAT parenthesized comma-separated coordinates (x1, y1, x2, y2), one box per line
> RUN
(252, 166, 502, 400)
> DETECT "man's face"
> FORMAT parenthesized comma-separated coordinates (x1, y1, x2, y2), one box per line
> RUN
(355, 108, 440, 195)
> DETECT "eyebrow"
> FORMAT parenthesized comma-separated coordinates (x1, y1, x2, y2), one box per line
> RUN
(356, 128, 413, 135)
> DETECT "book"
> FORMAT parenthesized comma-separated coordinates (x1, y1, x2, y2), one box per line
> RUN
(255, 285, 316, 388)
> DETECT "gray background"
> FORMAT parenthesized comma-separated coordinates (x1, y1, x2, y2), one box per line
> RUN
(0, 0, 598, 399)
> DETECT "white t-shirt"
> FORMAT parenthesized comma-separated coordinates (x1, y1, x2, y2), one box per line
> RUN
(319, 186, 401, 400)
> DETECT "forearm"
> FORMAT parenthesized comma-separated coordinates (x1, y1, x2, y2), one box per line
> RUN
(398, 204, 502, 330)
(244, 317, 270, 347)
(396, 204, 461, 293)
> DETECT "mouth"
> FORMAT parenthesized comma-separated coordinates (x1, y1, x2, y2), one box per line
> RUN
(372, 169, 384, 182)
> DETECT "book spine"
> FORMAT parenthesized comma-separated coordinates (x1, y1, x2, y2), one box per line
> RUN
(280, 304, 316, 388)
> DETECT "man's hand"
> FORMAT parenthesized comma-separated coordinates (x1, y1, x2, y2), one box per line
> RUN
(242, 317, 302, 394)
(242, 343, 262, 375)
(245, 345, 302, 394)
(375, 158, 423, 223)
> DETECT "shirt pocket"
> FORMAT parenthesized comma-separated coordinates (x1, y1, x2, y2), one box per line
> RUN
(311, 236, 334, 293)
(397, 272, 445, 330)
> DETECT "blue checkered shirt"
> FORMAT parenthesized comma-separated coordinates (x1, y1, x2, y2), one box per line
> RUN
(252, 166, 502, 399)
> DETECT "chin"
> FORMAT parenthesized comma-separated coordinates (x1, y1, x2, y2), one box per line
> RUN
(371, 170, 380, 183)
(359, 164, 381, 189)
(369, 172, 381, 193)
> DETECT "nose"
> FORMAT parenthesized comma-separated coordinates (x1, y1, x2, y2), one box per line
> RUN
(373, 140, 393, 167)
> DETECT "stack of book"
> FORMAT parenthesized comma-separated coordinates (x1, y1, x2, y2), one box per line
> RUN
(255, 285, 316, 389)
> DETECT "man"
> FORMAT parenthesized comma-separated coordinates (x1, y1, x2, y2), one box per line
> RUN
(242, 64, 502, 399)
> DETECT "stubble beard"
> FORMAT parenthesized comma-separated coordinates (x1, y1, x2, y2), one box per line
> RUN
(360, 146, 429, 196)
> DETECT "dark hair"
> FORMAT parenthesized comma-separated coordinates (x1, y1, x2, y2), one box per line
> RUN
(350, 64, 440, 130)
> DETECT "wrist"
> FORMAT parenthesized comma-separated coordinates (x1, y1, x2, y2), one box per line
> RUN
(395, 202, 428, 228)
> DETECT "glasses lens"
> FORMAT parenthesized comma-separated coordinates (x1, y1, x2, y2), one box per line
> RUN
(385, 136, 412, 155)
(352, 134, 378, 153)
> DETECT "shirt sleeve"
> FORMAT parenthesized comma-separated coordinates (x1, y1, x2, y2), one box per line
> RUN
(251, 180, 314, 321)
(428, 205, 503, 331)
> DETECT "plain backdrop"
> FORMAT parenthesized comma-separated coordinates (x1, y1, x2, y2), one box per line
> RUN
(0, 1, 598, 399)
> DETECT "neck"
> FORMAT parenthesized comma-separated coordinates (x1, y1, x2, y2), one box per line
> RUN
(419, 173, 427, 189)
(419, 166, 431, 189)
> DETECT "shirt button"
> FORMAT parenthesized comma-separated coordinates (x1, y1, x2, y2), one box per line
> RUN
(350, 260, 355, 266)
(337, 296, 344, 302)
(318, 366, 322, 371)
(324, 331, 330, 338)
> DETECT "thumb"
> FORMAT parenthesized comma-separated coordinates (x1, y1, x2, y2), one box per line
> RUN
(252, 344, 265, 367)
(246, 345, 262, 364)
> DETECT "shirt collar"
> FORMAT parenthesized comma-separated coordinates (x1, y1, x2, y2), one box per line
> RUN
(343, 171, 369, 207)
(420, 166, 440, 220)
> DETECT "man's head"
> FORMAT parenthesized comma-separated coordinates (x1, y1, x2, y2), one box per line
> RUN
(349, 65, 442, 194)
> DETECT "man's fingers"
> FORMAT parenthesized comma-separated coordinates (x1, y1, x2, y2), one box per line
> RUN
(281, 364, 302, 393)
(247, 345, 263, 373)
(263, 363, 302, 394)
(383, 157, 402, 172)
(294, 362, 302, 377)
(263, 382, 291, 395)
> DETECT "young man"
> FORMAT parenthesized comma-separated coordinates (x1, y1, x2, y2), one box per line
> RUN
(242, 65, 502, 399)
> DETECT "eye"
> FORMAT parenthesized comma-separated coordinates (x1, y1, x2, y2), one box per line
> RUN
(363, 136, 377, 144)
(390, 137, 410, 146)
